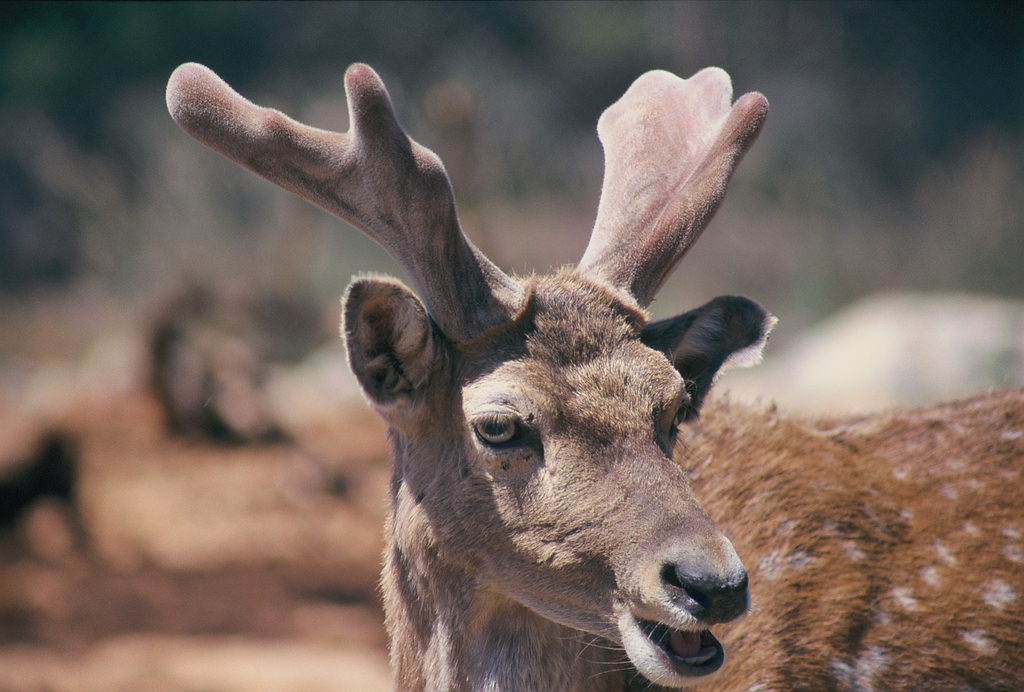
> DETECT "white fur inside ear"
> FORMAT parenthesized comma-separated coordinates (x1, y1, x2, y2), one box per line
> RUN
(393, 301, 431, 357)
(717, 313, 777, 378)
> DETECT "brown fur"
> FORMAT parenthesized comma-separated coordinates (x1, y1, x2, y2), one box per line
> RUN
(691, 389, 1024, 691)
(372, 267, 1024, 691)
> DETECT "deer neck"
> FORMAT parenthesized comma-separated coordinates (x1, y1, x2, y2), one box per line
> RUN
(381, 438, 634, 692)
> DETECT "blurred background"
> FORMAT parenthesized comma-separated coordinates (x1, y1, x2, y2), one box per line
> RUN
(0, 2, 1021, 690)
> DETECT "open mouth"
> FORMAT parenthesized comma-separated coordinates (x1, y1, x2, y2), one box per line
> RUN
(639, 619, 724, 675)
(618, 609, 727, 685)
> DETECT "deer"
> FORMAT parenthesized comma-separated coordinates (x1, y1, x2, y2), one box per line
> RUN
(166, 62, 1024, 691)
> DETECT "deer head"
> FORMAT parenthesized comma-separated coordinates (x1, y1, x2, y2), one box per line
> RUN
(167, 62, 771, 689)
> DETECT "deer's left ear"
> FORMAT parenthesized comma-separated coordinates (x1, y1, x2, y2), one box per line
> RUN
(641, 295, 775, 414)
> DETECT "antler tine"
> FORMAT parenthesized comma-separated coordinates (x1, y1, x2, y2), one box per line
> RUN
(166, 62, 524, 341)
(577, 68, 768, 308)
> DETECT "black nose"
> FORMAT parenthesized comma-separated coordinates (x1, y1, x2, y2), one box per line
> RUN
(661, 562, 749, 623)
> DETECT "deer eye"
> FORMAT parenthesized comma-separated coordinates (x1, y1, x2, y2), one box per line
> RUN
(474, 417, 519, 446)
(675, 401, 697, 426)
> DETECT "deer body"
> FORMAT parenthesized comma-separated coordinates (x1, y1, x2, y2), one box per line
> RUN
(166, 61, 1024, 690)
(693, 390, 1024, 690)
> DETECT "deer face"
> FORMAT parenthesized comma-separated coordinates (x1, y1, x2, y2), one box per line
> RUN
(343, 270, 771, 686)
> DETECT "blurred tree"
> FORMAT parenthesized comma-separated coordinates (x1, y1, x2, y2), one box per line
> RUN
(0, 1, 1020, 308)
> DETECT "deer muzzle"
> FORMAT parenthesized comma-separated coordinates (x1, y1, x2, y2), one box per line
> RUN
(617, 526, 748, 686)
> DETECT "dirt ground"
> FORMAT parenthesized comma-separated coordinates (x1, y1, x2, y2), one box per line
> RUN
(0, 291, 395, 691)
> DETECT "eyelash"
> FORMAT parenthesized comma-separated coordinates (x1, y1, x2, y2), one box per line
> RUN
(659, 404, 693, 450)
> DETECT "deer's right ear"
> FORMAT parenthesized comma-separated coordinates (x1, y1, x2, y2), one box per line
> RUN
(342, 277, 437, 408)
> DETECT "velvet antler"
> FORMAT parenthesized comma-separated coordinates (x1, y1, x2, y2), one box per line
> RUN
(577, 68, 768, 307)
(166, 62, 524, 342)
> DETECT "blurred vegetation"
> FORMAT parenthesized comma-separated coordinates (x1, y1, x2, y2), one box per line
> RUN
(1, 1, 1022, 334)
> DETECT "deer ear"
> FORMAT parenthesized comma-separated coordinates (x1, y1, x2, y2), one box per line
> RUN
(641, 296, 775, 414)
(343, 277, 437, 408)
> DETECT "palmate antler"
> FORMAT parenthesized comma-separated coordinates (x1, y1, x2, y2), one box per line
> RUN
(166, 63, 524, 342)
(579, 68, 768, 308)
(166, 63, 765, 337)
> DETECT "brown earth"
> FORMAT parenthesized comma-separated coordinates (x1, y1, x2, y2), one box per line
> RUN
(0, 308, 395, 691)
